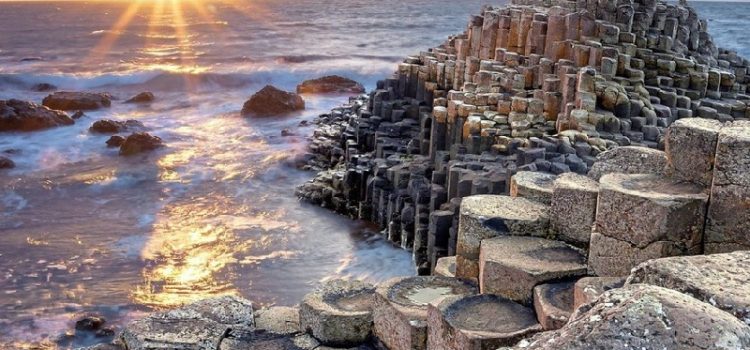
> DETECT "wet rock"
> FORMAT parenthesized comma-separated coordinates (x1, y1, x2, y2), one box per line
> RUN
(0, 155, 15, 169)
(627, 251, 750, 324)
(72, 111, 85, 119)
(507, 284, 750, 350)
(533, 281, 576, 330)
(427, 294, 542, 349)
(90, 119, 144, 134)
(572, 276, 625, 309)
(75, 316, 106, 331)
(587, 146, 667, 180)
(0, 99, 74, 132)
(120, 296, 254, 350)
(589, 173, 708, 276)
(509, 171, 557, 204)
(297, 75, 366, 94)
(241, 85, 305, 117)
(299, 279, 376, 347)
(42, 91, 112, 111)
(456, 195, 550, 282)
(32, 83, 57, 92)
(106, 135, 126, 148)
(281, 128, 296, 137)
(125, 92, 155, 104)
(479, 236, 586, 304)
(119, 132, 163, 156)
(373, 276, 477, 350)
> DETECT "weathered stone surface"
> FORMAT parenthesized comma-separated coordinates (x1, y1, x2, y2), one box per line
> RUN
(125, 92, 155, 104)
(705, 123, 750, 253)
(665, 118, 723, 187)
(90, 119, 144, 134)
(255, 306, 300, 335)
(120, 296, 254, 350)
(510, 171, 557, 204)
(627, 251, 750, 324)
(587, 146, 667, 180)
(589, 173, 708, 276)
(241, 85, 305, 117)
(572, 276, 625, 309)
(427, 294, 542, 350)
(533, 281, 575, 330)
(457, 195, 550, 282)
(479, 236, 586, 304)
(42, 91, 112, 110)
(297, 76, 366, 94)
(550, 173, 599, 246)
(507, 284, 750, 350)
(372, 276, 477, 350)
(433, 256, 456, 278)
(119, 132, 164, 156)
(299, 279, 375, 347)
(0, 99, 73, 132)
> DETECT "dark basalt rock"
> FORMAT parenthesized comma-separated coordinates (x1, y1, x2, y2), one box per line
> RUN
(75, 316, 106, 331)
(90, 119, 145, 134)
(0, 155, 15, 169)
(0, 99, 74, 132)
(241, 85, 305, 117)
(42, 91, 112, 111)
(71, 111, 85, 119)
(106, 135, 126, 148)
(297, 75, 366, 94)
(119, 132, 163, 156)
(125, 92, 155, 104)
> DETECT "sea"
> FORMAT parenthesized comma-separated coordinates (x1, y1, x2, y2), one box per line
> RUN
(0, 0, 747, 348)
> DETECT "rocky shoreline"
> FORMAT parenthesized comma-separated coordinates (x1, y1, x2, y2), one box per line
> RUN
(72, 0, 750, 348)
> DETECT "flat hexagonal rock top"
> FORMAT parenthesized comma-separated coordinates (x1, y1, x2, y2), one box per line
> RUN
(627, 251, 750, 324)
(600, 173, 707, 200)
(533, 281, 576, 330)
(482, 237, 587, 274)
(434, 256, 457, 277)
(507, 284, 750, 350)
(510, 171, 557, 204)
(461, 195, 549, 225)
(443, 294, 541, 335)
(120, 296, 254, 350)
(384, 276, 477, 310)
(587, 146, 667, 181)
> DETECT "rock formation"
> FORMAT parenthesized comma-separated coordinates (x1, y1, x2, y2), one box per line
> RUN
(125, 92, 155, 104)
(42, 91, 112, 110)
(0, 99, 74, 132)
(241, 85, 305, 117)
(297, 75, 366, 94)
(118, 132, 163, 156)
(90, 119, 145, 134)
(0, 155, 15, 169)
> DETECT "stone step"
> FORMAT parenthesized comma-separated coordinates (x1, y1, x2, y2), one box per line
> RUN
(532, 281, 576, 330)
(510, 171, 557, 204)
(427, 294, 542, 349)
(549, 173, 599, 248)
(587, 146, 667, 181)
(627, 251, 750, 324)
(434, 256, 457, 278)
(479, 236, 587, 304)
(372, 276, 477, 350)
(299, 280, 376, 347)
(456, 195, 551, 283)
(589, 173, 709, 277)
(572, 277, 625, 309)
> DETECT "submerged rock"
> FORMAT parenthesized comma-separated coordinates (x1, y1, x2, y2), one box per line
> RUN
(0, 155, 15, 169)
(71, 111, 85, 119)
(119, 132, 163, 156)
(42, 91, 112, 111)
(125, 92, 155, 104)
(241, 85, 305, 117)
(0, 99, 74, 132)
(106, 135, 126, 148)
(90, 119, 144, 134)
(296, 75, 366, 94)
(32, 83, 57, 92)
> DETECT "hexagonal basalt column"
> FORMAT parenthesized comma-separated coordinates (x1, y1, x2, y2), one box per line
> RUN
(456, 195, 550, 283)
(572, 276, 625, 309)
(427, 294, 542, 350)
(550, 173, 599, 247)
(705, 123, 750, 254)
(479, 236, 587, 304)
(372, 276, 477, 350)
(510, 171, 557, 204)
(299, 279, 376, 347)
(532, 281, 576, 330)
(665, 118, 723, 187)
(587, 146, 667, 181)
(589, 173, 709, 277)
(434, 256, 457, 278)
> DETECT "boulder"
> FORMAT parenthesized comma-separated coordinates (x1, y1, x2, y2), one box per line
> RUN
(90, 119, 144, 134)
(587, 146, 667, 180)
(0, 99, 73, 132)
(505, 284, 750, 350)
(125, 92, 155, 104)
(572, 276, 625, 309)
(627, 251, 750, 324)
(299, 279, 376, 347)
(106, 135, 126, 148)
(42, 91, 112, 110)
(297, 75, 366, 94)
(0, 156, 15, 169)
(241, 85, 305, 117)
(119, 132, 163, 156)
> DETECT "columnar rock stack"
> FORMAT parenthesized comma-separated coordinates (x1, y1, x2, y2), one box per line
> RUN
(298, 0, 750, 276)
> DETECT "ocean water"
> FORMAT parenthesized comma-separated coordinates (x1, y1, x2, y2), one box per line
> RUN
(0, 0, 747, 349)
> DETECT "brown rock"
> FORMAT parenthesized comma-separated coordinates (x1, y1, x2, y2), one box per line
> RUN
(296, 75, 365, 94)
(587, 146, 667, 181)
(0, 99, 73, 132)
(42, 91, 112, 110)
(90, 119, 144, 134)
(0, 155, 15, 169)
(106, 135, 126, 148)
(533, 281, 576, 330)
(125, 92, 155, 104)
(241, 85, 305, 117)
(119, 132, 163, 156)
